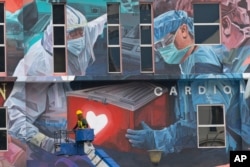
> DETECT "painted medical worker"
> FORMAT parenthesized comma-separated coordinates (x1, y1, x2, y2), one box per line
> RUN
(154, 10, 222, 75)
(4, 5, 107, 153)
(126, 10, 250, 160)
(217, 1, 250, 73)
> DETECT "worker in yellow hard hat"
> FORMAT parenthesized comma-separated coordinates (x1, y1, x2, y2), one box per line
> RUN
(73, 110, 89, 130)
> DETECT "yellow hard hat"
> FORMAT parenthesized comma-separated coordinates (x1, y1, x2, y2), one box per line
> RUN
(76, 110, 83, 115)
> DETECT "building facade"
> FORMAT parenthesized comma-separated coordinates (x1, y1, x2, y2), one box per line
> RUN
(0, 0, 250, 166)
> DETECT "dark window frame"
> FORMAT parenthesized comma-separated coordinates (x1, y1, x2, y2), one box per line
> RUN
(0, 2, 6, 75)
(108, 47, 121, 72)
(0, 107, 8, 151)
(139, 3, 154, 73)
(107, 3, 121, 73)
(193, 3, 221, 45)
(52, 3, 67, 74)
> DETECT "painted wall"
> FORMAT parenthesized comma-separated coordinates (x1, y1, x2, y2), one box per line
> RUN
(1, 79, 249, 167)
(4, 0, 250, 78)
(1, 0, 250, 167)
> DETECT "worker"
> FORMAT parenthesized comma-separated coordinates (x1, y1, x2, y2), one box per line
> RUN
(73, 110, 89, 130)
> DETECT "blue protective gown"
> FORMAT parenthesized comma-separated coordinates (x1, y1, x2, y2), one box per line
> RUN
(127, 45, 250, 155)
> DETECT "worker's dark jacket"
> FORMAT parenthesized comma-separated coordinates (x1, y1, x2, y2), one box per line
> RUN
(73, 118, 89, 130)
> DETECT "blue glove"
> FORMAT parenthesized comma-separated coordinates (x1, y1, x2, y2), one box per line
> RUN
(126, 121, 156, 150)
(126, 121, 197, 154)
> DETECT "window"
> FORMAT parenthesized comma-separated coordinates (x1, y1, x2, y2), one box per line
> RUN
(108, 47, 121, 72)
(197, 105, 226, 148)
(0, 107, 7, 151)
(193, 4, 220, 44)
(139, 3, 154, 72)
(107, 3, 121, 73)
(52, 3, 66, 75)
(0, 2, 6, 76)
(108, 26, 120, 45)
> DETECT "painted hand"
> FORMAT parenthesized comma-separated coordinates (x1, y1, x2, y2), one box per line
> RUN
(126, 121, 156, 150)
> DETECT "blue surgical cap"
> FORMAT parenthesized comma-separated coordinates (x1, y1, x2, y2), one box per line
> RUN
(154, 10, 194, 42)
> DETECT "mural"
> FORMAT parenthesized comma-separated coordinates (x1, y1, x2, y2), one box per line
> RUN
(1, 79, 250, 166)
(1, 0, 250, 167)
(153, 0, 250, 74)
(5, 0, 250, 77)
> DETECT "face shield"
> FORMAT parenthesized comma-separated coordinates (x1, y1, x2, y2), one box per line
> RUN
(67, 5, 87, 33)
(155, 32, 175, 49)
(68, 27, 84, 39)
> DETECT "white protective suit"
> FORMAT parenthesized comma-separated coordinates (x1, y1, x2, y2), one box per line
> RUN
(4, 5, 107, 152)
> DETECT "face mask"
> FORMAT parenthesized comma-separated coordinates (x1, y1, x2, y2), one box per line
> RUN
(67, 37, 92, 76)
(67, 37, 85, 57)
(157, 32, 192, 64)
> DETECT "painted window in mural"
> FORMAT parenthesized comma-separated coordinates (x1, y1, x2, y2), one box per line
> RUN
(140, 3, 153, 72)
(107, 3, 121, 73)
(52, 3, 66, 74)
(0, 107, 7, 151)
(193, 3, 220, 44)
(0, 2, 5, 75)
(197, 105, 225, 148)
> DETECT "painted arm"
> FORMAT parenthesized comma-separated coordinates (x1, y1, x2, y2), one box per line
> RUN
(87, 14, 107, 46)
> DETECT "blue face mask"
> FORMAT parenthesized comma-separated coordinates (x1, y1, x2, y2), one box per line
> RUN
(67, 37, 89, 75)
(67, 37, 85, 57)
(157, 33, 192, 64)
